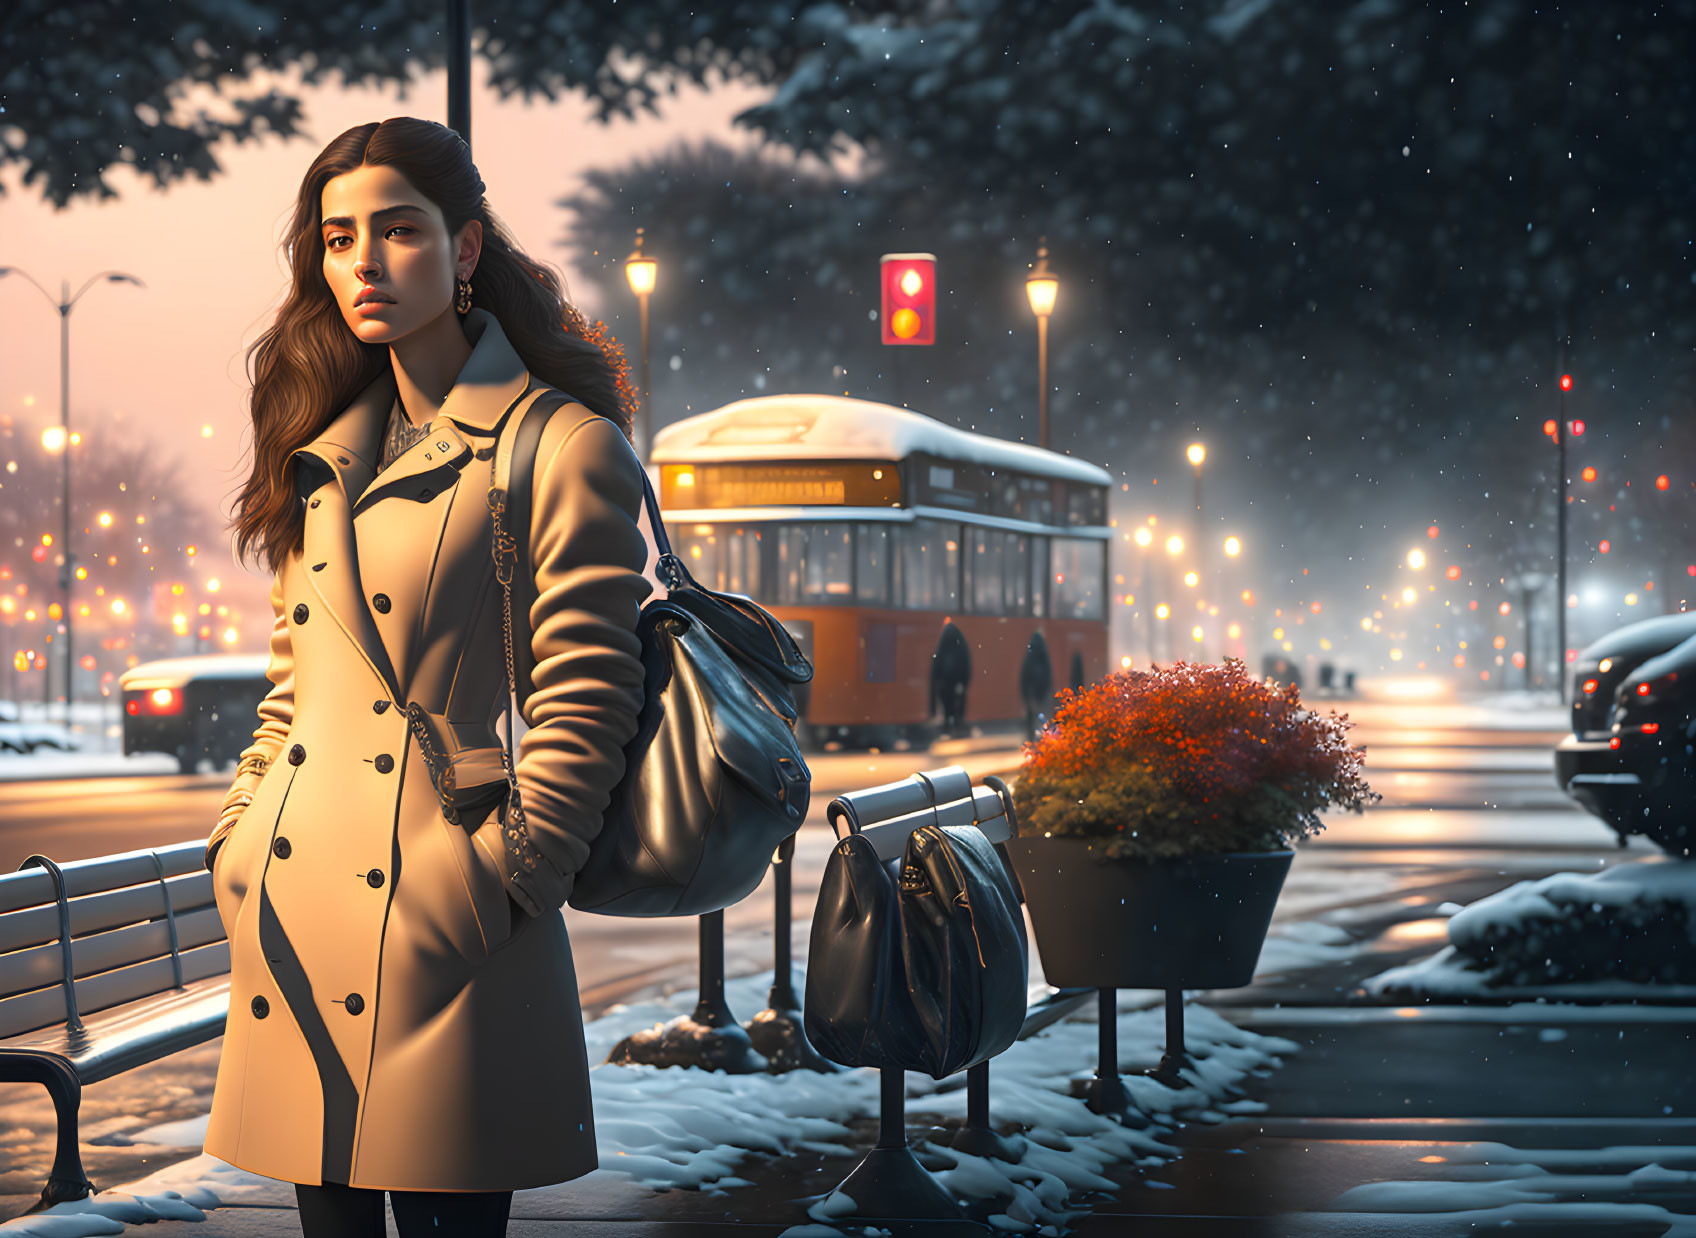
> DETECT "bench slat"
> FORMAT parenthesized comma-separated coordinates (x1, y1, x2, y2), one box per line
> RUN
(0, 872, 213, 956)
(0, 940, 228, 1042)
(0, 842, 206, 916)
(0, 905, 226, 1013)
(0, 973, 229, 1085)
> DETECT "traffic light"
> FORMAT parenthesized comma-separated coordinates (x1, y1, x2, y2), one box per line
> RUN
(880, 253, 936, 346)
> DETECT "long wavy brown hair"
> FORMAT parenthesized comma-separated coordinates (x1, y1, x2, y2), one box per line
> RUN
(231, 116, 636, 575)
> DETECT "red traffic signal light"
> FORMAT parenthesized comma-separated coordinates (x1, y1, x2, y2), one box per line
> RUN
(1560, 374, 1573, 391)
(881, 253, 936, 346)
(1543, 419, 1558, 439)
(1570, 419, 1585, 437)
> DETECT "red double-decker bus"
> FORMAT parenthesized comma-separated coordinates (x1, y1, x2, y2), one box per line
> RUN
(651, 395, 1112, 747)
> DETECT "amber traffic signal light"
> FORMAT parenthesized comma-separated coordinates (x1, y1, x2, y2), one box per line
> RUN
(880, 253, 936, 346)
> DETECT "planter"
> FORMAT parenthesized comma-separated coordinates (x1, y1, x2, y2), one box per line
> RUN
(1006, 837, 1294, 991)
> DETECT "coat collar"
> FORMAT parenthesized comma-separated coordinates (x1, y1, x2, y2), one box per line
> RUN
(435, 307, 534, 433)
(292, 308, 535, 490)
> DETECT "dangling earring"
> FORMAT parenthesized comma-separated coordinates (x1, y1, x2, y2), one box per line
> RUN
(456, 275, 473, 315)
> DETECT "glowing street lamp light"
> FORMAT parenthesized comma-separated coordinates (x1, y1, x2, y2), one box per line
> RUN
(1223, 536, 1241, 557)
(1, 265, 144, 719)
(1025, 238, 1059, 449)
(624, 228, 658, 464)
(1407, 549, 1426, 570)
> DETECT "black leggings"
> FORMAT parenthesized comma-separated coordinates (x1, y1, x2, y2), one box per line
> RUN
(295, 1180, 512, 1237)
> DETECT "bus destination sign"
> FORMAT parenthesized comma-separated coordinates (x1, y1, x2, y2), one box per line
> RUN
(660, 462, 902, 509)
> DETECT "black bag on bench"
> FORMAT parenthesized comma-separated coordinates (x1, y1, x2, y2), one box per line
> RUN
(804, 822, 1028, 1079)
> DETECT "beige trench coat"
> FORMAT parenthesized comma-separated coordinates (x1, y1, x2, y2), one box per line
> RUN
(201, 308, 651, 1191)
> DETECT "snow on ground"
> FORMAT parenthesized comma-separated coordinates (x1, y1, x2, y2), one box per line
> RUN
(1362, 857, 1696, 1000)
(1285, 1141, 1696, 1236)
(0, 750, 182, 781)
(0, 973, 1297, 1236)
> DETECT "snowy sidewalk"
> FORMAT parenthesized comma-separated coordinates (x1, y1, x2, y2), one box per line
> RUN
(0, 973, 1298, 1236)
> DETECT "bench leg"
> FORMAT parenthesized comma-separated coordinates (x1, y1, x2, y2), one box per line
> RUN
(0, 1050, 96, 1212)
(831, 1068, 966, 1223)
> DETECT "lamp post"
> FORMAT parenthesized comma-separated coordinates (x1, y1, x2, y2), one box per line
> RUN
(1164, 534, 1184, 663)
(1187, 443, 1207, 661)
(1222, 534, 1242, 659)
(1134, 525, 1156, 663)
(1025, 238, 1058, 450)
(1556, 371, 1573, 705)
(624, 229, 657, 464)
(0, 267, 144, 724)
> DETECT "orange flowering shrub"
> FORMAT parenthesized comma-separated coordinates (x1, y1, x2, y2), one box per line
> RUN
(1011, 659, 1378, 860)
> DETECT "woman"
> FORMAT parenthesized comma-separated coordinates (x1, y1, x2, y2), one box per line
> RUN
(203, 116, 651, 1237)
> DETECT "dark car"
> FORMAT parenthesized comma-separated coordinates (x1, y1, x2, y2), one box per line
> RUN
(118, 653, 273, 773)
(1555, 612, 1696, 853)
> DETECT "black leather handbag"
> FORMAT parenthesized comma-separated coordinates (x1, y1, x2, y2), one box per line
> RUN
(486, 389, 814, 917)
(803, 822, 1029, 1079)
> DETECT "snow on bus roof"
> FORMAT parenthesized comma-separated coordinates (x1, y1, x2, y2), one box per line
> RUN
(650, 394, 1113, 486)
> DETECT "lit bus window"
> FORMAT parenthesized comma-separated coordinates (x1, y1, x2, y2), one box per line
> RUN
(1030, 537, 1049, 619)
(665, 525, 762, 597)
(1006, 533, 1031, 616)
(970, 528, 1007, 615)
(1051, 537, 1105, 620)
(895, 519, 961, 611)
(776, 524, 853, 604)
(854, 523, 892, 605)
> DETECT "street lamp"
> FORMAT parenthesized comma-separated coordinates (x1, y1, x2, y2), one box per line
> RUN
(1164, 534, 1184, 662)
(1133, 524, 1156, 662)
(1187, 443, 1207, 660)
(0, 266, 144, 724)
(1025, 238, 1059, 450)
(624, 228, 657, 464)
(1555, 370, 1574, 704)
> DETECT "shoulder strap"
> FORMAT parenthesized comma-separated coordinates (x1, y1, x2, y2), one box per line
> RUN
(491, 388, 576, 706)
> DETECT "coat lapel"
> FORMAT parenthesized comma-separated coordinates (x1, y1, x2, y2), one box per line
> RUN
(288, 310, 538, 702)
(292, 367, 402, 700)
(352, 423, 474, 516)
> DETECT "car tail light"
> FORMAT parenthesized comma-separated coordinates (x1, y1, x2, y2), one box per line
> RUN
(1641, 723, 1660, 735)
(1637, 683, 1652, 696)
(128, 688, 183, 716)
(1582, 679, 1599, 694)
(1609, 736, 1622, 749)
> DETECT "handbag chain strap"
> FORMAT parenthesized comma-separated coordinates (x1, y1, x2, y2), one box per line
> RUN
(486, 419, 549, 889)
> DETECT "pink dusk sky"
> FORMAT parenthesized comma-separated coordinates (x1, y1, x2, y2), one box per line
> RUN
(0, 59, 813, 623)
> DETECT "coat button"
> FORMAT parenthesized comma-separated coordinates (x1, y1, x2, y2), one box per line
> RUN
(252, 996, 269, 1019)
(292, 603, 309, 624)
(309, 498, 321, 509)
(344, 993, 365, 1016)
(418, 488, 434, 501)
(272, 837, 291, 859)
(312, 561, 327, 572)
(373, 593, 391, 613)
(366, 868, 385, 888)
(373, 700, 390, 714)
(288, 743, 306, 766)
(374, 753, 394, 774)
